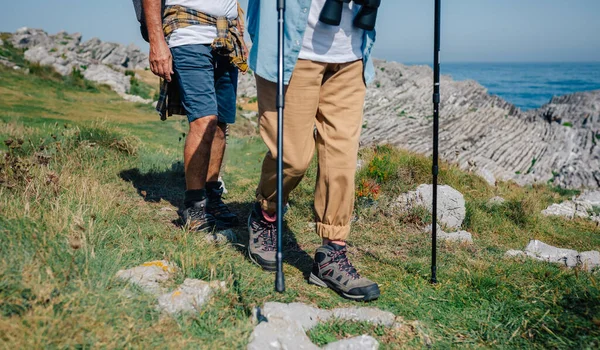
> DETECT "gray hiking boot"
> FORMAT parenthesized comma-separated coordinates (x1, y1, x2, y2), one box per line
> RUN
(309, 243, 380, 302)
(181, 198, 217, 232)
(247, 202, 277, 271)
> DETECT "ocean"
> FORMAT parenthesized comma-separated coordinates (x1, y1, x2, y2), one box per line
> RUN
(432, 62, 600, 111)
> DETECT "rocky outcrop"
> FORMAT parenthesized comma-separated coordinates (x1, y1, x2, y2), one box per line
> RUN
(395, 184, 466, 229)
(6, 28, 151, 103)
(359, 60, 600, 190)
(248, 302, 405, 350)
(541, 190, 600, 222)
(506, 240, 600, 272)
(238, 61, 600, 189)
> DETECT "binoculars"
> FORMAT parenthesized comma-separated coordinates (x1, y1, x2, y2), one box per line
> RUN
(319, 0, 381, 31)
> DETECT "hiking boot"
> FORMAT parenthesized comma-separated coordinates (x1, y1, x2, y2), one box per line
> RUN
(206, 181, 239, 228)
(309, 243, 380, 302)
(181, 198, 217, 232)
(247, 202, 277, 271)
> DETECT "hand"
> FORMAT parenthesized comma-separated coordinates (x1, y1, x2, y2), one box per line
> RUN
(149, 39, 173, 82)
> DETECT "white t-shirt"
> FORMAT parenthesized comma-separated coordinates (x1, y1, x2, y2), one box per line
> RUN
(166, 0, 238, 48)
(298, 0, 364, 63)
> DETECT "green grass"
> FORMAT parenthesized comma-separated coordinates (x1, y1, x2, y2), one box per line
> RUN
(0, 61, 599, 349)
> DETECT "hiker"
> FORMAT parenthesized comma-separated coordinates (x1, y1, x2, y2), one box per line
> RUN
(246, 0, 381, 301)
(143, 0, 248, 230)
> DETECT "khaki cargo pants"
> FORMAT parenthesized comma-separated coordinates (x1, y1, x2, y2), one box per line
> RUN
(255, 59, 366, 241)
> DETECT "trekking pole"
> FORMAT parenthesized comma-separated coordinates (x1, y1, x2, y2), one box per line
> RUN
(275, 0, 286, 293)
(431, 0, 441, 285)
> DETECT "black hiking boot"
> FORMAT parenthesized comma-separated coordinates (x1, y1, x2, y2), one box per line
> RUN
(309, 243, 380, 302)
(206, 181, 239, 228)
(181, 198, 217, 232)
(247, 202, 277, 271)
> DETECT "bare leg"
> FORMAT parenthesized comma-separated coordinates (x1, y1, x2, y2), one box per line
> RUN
(207, 122, 227, 182)
(184, 115, 218, 190)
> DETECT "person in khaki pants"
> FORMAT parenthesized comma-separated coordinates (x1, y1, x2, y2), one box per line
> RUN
(246, 0, 380, 301)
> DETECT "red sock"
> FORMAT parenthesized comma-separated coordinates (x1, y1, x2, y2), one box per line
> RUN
(262, 209, 276, 223)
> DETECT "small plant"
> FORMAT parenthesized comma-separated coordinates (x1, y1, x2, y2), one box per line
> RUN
(125, 70, 135, 77)
(367, 153, 393, 183)
(380, 67, 385, 72)
(248, 96, 258, 104)
(563, 122, 573, 127)
(356, 179, 381, 201)
(525, 157, 537, 174)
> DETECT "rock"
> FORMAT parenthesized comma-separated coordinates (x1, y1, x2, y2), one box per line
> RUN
(83, 64, 131, 94)
(157, 278, 226, 315)
(477, 168, 496, 187)
(248, 302, 403, 350)
(541, 190, 600, 220)
(242, 111, 258, 120)
(119, 93, 152, 104)
(488, 196, 506, 206)
(505, 249, 525, 257)
(115, 260, 177, 295)
(524, 240, 579, 267)
(323, 335, 379, 350)
(579, 251, 600, 272)
(331, 307, 396, 327)
(204, 229, 237, 244)
(438, 230, 473, 244)
(507, 240, 600, 272)
(395, 184, 466, 229)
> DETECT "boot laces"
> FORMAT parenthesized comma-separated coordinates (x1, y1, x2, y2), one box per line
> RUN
(252, 218, 276, 252)
(331, 248, 360, 279)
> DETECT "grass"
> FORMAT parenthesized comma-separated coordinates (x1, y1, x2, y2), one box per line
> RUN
(0, 61, 599, 349)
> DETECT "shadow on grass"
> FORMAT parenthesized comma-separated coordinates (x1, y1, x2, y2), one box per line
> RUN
(119, 162, 186, 208)
(119, 163, 314, 278)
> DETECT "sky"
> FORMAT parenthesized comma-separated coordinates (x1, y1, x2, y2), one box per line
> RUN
(1, 0, 599, 63)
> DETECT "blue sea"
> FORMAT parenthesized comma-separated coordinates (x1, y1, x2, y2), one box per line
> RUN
(429, 62, 600, 111)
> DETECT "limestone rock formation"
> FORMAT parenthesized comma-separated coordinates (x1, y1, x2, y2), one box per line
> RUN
(248, 302, 402, 350)
(116, 260, 226, 315)
(157, 278, 227, 315)
(395, 184, 466, 229)
(6, 28, 151, 103)
(505, 240, 600, 272)
(541, 190, 600, 221)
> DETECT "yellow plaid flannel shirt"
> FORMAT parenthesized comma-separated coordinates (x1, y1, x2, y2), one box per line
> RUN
(157, 4, 248, 120)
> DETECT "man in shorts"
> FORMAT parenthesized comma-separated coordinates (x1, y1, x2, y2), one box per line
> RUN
(144, 0, 247, 231)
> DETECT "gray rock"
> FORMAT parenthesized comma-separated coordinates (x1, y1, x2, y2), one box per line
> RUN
(356, 159, 365, 170)
(323, 335, 379, 350)
(120, 93, 152, 104)
(524, 240, 579, 267)
(579, 251, 600, 272)
(488, 196, 506, 206)
(115, 260, 177, 295)
(395, 184, 466, 229)
(477, 168, 496, 187)
(332, 307, 396, 327)
(439, 230, 473, 244)
(157, 278, 226, 315)
(248, 302, 402, 350)
(541, 190, 600, 220)
(507, 240, 600, 272)
(83, 64, 130, 94)
(505, 249, 525, 257)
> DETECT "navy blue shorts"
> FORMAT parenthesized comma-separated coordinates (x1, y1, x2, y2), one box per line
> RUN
(171, 44, 238, 124)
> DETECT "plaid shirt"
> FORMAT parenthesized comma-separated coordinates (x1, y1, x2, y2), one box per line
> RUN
(156, 4, 248, 120)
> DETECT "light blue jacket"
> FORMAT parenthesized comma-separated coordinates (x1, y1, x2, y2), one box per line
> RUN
(246, 0, 377, 85)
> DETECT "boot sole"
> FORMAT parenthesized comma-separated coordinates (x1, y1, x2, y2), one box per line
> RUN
(309, 273, 380, 302)
(247, 214, 277, 272)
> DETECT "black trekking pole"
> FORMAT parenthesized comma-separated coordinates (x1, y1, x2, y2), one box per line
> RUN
(275, 0, 286, 293)
(431, 0, 441, 285)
